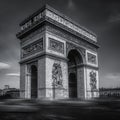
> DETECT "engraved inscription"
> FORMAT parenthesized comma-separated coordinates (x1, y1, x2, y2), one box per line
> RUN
(87, 52, 97, 64)
(49, 38, 64, 54)
(22, 38, 43, 58)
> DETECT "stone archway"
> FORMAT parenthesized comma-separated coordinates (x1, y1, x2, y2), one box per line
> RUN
(18, 5, 99, 100)
(31, 65, 38, 98)
(68, 49, 84, 98)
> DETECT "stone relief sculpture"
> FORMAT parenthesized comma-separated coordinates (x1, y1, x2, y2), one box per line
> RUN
(89, 71, 97, 91)
(87, 52, 97, 64)
(49, 38, 64, 54)
(22, 39, 43, 58)
(52, 62, 63, 88)
(46, 10, 96, 41)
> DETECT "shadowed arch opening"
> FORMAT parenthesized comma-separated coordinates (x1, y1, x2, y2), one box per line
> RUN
(31, 65, 38, 98)
(68, 49, 83, 98)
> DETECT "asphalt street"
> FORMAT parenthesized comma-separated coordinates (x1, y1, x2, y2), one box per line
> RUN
(0, 99, 120, 120)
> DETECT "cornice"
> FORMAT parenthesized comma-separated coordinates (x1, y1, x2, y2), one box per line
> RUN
(17, 4, 98, 44)
(19, 52, 67, 64)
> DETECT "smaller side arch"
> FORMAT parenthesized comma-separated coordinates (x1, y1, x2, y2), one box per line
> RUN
(31, 65, 38, 98)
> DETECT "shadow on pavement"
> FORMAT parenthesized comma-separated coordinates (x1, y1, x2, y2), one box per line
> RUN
(0, 98, 120, 120)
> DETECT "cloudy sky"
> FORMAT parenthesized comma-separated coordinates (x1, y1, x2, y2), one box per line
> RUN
(0, 0, 120, 89)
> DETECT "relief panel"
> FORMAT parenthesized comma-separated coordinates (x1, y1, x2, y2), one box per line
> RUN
(86, 68, 99, 98)
(89, 71, 97, 91)
(46, 33, 66, 58)
(87, 52, 97, 65)
(45, 58, 68, 98)
(49, 37, 64, 54)
(21, 38, 43, 58)
(86, 50, 98, 66)
(46, 25, 98, 52)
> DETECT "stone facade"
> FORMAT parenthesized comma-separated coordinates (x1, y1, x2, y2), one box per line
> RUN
(17, 4, 99, 100)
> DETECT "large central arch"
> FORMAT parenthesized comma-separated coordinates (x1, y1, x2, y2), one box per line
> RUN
(68, 49, 83, 98)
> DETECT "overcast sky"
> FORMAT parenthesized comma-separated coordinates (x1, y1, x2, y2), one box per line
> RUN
(0, 0, 120, 89)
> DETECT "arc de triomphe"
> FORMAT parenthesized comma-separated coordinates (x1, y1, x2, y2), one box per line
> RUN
(16, 5, 99, 99)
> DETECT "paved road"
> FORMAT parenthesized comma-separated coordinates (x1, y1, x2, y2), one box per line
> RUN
(0, 99, 120, 120)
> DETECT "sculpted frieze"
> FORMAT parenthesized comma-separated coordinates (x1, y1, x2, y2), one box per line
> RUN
(49, 38, 64, 54)
(46, 26, 97, 52)
(22, 38, 43, 58)
(46, 10, 96, 42)
(21, 26, 45, 46)
(87, 52, 97, 65)
(21, 10, 45, 31)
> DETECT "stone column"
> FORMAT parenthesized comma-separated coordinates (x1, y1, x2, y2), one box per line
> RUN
(77, 66, 85, 99)
(20, 64, 26, 98)
(25, 73, 31, 99)
(38, 58, 46, 98)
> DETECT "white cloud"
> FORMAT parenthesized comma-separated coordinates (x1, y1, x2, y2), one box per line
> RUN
(109, 13, 120, 23)
(0, 62, 10, 69)
(6, 73, 20, 77)
(101, 73, 120, 88)
(105, 73, 120, 80)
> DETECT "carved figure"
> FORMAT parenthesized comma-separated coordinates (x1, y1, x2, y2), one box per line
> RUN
(52, 62, 63, 87)
(90, 71, 97, 91)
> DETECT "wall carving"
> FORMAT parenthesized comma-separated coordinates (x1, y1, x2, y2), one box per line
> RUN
(46, 10, 96, 42)
(22, 38, 43, 58)
(89, 71, 97, 91)
(49, 38, 64, 54)
(21, 10, 45, 31)
(52, 62, 63, 88)
(87, 52, 97, 65)
(21, 26, 45, 46)
(46, 25, 97, 52)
